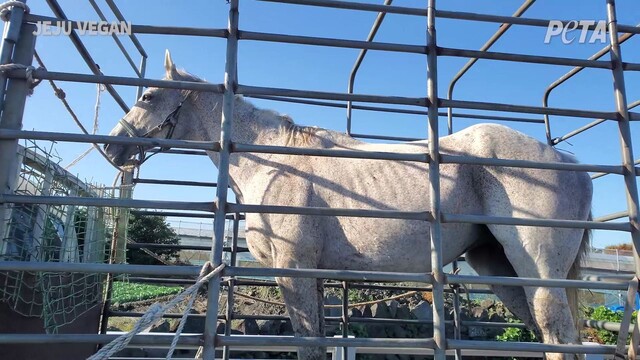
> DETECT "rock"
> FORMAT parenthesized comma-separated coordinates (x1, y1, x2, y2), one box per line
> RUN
(280, 320, 294, 336)
(468, 326, 487, 339)
(257, 319, 282, 335)
(324, 295, 342, 318)
(395, 304, 411, 320)
(106, 325, 122, 332)
(236, 319, 260, 335)
(387, 300, 399, 318)
(183, 313, 206, 333)
(480, 298, 495, 309)
(361, 305, 372, 318)
(149, 320, 170, 333)
(470, 306, 488, 321)
(412, 301, 433, 320)
(371, 302, 390, 319)
(349, 308, 362, 318)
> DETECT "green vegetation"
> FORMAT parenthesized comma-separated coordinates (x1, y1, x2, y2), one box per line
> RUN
(127, 213, 180, 265)
(496, 318, 538, 343)
(111, 282, 182, 304)
(583, 306, 637, 345)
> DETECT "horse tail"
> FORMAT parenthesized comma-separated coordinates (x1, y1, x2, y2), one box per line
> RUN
(567, 211, 592, 331)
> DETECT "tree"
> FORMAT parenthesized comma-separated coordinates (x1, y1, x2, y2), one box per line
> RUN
(126, 213, 180, 265)
(605, 243, 633, 251)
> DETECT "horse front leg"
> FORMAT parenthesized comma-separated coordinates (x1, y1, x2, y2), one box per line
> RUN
(276, 275, 325, 360)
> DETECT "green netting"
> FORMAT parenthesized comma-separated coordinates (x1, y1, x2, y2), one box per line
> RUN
(0, 141, 120, 333)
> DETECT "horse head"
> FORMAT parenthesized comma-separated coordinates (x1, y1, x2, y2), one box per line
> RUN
(104, 50, 215, 166)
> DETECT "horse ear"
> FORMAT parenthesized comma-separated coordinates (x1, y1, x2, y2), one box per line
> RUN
(164, 49, 178, 79)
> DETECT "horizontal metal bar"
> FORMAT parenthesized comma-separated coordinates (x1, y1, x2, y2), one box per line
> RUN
(232, 142, 429, 162)
(228, 203, 431, 221)
(447, 339, 616, 355)
(1, 194, 214, 212)
(237, 85, 428, 106)
(592, 158, 640, 180)
(249, 95, 544, 123)
(7, 68, 225, 92)
(447, 274, 629, 290)
(0, 261, 201, 276)
(130, 210, 230, 219)
(0, 129, 220, 151)
(133, 178, 219, 188)
(240, 30, 426, 53)
(127, 243, 248, 252)
(225, 266, 432, 283)
(595, 211, 629, 222)
(436, 10, 640, 35)
(0, 333, 200, 347)
(440, 47, 613, 69)
(256, 0, 426, 16)
(442, 99, 617, 120)
(160, 149, 210, 156)
(25, 14, 229, 38)
(583, 320, 634, 333)
(217, 335, 435, 349)
(441, 154, 624, 174)
(442, 213, 631, 232)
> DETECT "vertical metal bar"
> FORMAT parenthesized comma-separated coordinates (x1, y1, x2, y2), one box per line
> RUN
(446, 0, 535, 135)
(0, 22, 35, 253)
(346, 0, 392, 135)
(451, 261, 462, 360)
(341, 281, 349, 360)
(222, 216, 240, 359)
(203, 0, 239, 358)
(606, 0, 640, 276)
(136, 56, 147, 102)
(0, 0, 26, 115)
(427, 1, 445, 359)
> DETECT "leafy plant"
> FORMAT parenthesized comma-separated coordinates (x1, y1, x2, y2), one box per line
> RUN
(496, 318, 537, 343)
(584, 306, 637, 345)
(111, 281, 182, 304)
(127, 213, 180, 265)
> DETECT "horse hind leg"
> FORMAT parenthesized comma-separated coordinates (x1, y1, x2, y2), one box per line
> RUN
(488, 225, 583, 360)
(465, 239, 541, 340)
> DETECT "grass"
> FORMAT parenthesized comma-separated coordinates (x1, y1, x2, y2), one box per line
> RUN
(111, 281, 182, 304)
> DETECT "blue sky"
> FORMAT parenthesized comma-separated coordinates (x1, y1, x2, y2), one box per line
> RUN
(23, 0, 640, 248)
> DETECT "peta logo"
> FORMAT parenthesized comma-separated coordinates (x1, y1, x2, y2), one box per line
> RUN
(544, 20, 608, 44)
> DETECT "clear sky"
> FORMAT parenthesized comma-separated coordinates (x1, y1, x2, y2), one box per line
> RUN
(23, 0, 640, 248)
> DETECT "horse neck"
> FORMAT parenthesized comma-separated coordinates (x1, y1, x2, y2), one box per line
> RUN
(194, 94, 290, 201)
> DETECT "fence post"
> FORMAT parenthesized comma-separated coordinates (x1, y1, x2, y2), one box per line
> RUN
(426, 1, 446, 359)
(0, 21, 36, 256)
(203, 0, 239, 358)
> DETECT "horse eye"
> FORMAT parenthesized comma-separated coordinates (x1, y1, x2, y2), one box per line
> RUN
(141, 93, 152, 102)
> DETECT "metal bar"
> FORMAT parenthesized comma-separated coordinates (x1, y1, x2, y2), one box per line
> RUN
(440, 47, 613, 69)
(0, 20, 34, 249)
(0, 261, 201, 276)
(45, 0, 129, 112)
(442, 98, 616, 120)
(203, 0, 239, 358)
(237, 84, 427, 106)
(133, 178, 219, 188)
(437, 10, 640, 35)
(0, 129, 220, 150)
(441, 154, 623, 174)
(346, 0, 393, 135)
(0, 0, 27, 115)
(126, 243, 248, 252)
(130, 210, 237, 219)
(217, 335, 435, 349)
(240, 30, 424, 53)
(87, 0, 141, 77)
(232, 142, 429, 162)
(348, 133, 423, 142)
(257, 0, 426, 16)
(447, 274, 628, 290)
(226, 267, 431, 283)
(595, 211, 629, 222)
(103, 0, 148, 58)
(442, 213, 630, 232)
(606, 0, 640, 278)
(426, 2, 445, 359)
(447, 339, 617, 355)
(592, 158, 640, 180)
(228, 203, 430, 221)
(543, 26, 638, 144)
(0, 333, 200, 346)
(1, 194, 214, 212)
(446, 0, 535, 134)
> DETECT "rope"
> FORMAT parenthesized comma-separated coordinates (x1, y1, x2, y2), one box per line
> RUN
(88, 262, 225, 360)
(232, 289, 420, 309)
(64, 83, 104, 169)
(0, 63, 40, 95)
(0, 1, 29, 22)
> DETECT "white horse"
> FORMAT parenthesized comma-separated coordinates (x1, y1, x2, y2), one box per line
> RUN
(105, 51, 592, 360)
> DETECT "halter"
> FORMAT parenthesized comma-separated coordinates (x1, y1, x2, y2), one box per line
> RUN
(118, 91, 192, 164)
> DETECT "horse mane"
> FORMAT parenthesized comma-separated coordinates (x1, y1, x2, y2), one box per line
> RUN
(278, 115, 319, 146)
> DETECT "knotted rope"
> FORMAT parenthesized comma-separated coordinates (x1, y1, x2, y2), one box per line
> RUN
(0, 1, 29, 21)
(0, 63, 40, 95)
(88, 262, 226, 360)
